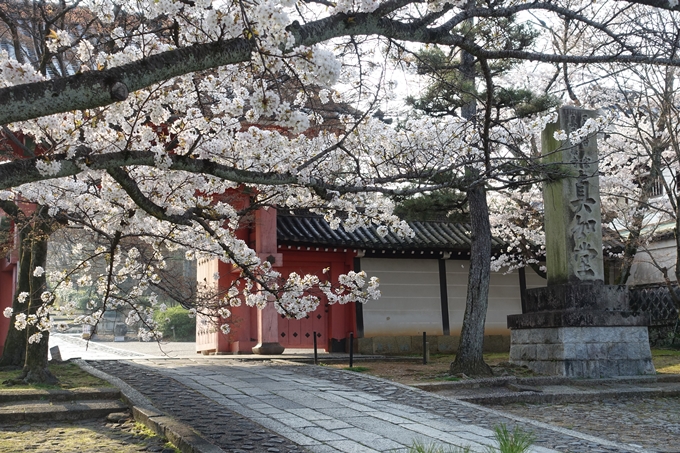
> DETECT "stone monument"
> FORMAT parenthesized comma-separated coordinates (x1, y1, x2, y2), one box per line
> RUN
(507, 106, 655, 378)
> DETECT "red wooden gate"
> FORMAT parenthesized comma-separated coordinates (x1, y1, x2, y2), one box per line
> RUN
(278, 301, 327, 349)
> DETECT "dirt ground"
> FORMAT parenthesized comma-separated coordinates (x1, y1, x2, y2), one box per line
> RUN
(324, 353, 535, 384)
(325, 349, 680, 384)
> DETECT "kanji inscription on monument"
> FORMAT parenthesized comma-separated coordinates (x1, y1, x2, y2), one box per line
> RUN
(542, 107, 604, 285)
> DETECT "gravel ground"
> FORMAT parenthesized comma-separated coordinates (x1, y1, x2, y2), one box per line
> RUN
(0, 414, 176, 453)
(488, 397, 680, 453)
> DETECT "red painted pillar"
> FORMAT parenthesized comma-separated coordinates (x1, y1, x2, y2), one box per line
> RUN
(326, 251, 356, 352)
(0, 264, 16, 352)
(0, 214, 18, 353)
(251, 208, 285, 354)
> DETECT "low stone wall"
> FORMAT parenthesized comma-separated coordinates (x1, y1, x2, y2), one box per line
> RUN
(356, 334, 511, 355)
(509, 326, 655, 377)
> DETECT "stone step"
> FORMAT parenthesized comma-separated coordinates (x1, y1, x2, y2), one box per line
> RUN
(0, 399, 128, 422)
(0, 387, 120, 403)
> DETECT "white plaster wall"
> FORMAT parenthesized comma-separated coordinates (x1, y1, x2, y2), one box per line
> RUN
(627, 238, 677, 286)
(196, 257, 219, 287)
(360, 258, 547, 338)
(446, 262, 545, 336)
(361, 258, 443, 336)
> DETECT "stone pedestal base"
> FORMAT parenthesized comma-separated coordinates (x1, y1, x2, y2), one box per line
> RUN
(252, 342, 285, 355)
(509, 326, 655, 378)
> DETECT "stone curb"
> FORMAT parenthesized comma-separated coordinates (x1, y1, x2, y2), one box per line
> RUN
(0, 387, 120, 403)
(75, 359, 226, 453)
(457, 386, 680, 405)
(411, 372, 680, 391)
(0, 399, 128, 422)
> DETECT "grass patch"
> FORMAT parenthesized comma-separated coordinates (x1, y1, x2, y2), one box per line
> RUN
(652, 348, 680, 374)
(131, 423, 180, 453)
(0, 362, 113, 390)
(343, 366, 370, 372)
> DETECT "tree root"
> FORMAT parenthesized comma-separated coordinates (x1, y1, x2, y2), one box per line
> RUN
(449, 358, 493, 377)
(16, 367, 59, 386)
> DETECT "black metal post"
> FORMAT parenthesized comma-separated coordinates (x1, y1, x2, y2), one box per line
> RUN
(423, 332, 427, 365)
(349, 332, 354, 368)
(313, 331, 318, 365)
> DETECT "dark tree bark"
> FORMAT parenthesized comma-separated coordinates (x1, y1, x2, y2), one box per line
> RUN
(18, 218, 56, 385)
(450, 181, 493, 376)
(0, 206, 57, 384)
(0, 220, 31, 369)
(449, 1, 493, 377)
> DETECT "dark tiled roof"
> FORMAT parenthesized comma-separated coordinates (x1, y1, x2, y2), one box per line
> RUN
(277, 212, 626, 256)
(277, 212, 504, 253)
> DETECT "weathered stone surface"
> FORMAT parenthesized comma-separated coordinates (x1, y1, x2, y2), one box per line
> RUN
(523, 282, 629, 313)
(509, 326, 655, 378)
(507, 309, 648, 329)
(357, 334, 507, 354)
(542, 107, 604, 286)
(371, 335, 412, 354)
(436, 335, 459, 353)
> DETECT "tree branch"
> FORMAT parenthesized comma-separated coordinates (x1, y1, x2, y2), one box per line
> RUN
(3, 1, 680, 125)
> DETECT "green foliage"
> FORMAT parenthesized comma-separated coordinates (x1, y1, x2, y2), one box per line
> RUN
(394, 190, 469, 223)
(406, 10, 558, 120)
(486, 424, 534, 453)
(153, 306, 196, 341)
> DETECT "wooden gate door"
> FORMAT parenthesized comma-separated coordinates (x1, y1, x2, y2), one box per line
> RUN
(278, 303, 326, 349)
(278, 265, 328, 349)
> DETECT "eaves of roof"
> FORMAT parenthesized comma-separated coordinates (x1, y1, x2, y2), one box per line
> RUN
(277, 212, 505, 254)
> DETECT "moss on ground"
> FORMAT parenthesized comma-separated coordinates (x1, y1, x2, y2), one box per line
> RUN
(652, 348, 680, 374)
(0, 362, 112, 390)
(0, 418, 179, 453)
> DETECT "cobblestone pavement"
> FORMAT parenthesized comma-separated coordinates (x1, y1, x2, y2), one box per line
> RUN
(90, 360, 308, 453)
(0, 415, 176, 452)
(88, 359, 663, 453)
(486, 398, 680, 453)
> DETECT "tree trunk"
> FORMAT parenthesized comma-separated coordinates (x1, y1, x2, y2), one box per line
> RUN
(616, 195, 647, 286)
(449, 0, 493, 377)
(1, 206, 57, 384)
(450, 183, 493, 376)
(18, 222, 56, 385)
(0, 226, 31, 369)
(671, 194, 680, 311)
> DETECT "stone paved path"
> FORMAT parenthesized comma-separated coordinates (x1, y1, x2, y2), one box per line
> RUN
(89, 359, 655, 453)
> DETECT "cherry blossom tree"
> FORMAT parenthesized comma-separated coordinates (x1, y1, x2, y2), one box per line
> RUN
(3, 0, 680, 381)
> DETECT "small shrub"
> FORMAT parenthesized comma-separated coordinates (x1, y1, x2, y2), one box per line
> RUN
(409, 440, 470, 453)
(407, 424, 533, 453)
(153, 306, 196, 341)
(486, 424, 534, 453)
